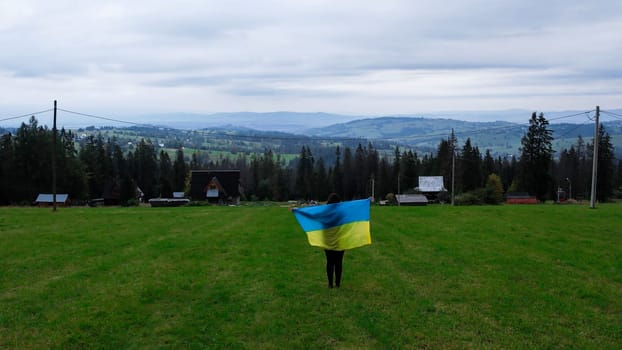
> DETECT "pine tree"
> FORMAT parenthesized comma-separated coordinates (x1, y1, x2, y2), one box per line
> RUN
(354, 144, 367, 197)
(519, 112, 554, 201)
(401, 150, 418, 191)
(392, 146, 401, 194)
(614, 160, 622, 195)
(133, 139, 159, 201)
(461, 138, 482, 192)
(0, 133, 15, 204)
(331, 146, 343, 195)
(377, 156, 392, 200)
(315, 157, 329, 201)
(591, 124, 615, 201)
(295, 146, 314, 200)
(173, 147, 188, 192)
(483, 149, 495, 179)
(342, 147, 355, 200)
(159, 150, 174, 198)
(436, 131, 455, 192)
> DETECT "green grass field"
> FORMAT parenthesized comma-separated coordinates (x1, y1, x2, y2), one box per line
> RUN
(1, 204, 621, 349)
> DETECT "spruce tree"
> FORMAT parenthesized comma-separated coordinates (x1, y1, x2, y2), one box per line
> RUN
(461, 138, 482, 192)
(519, 112, 553, 201)
(593, 124, 615, 201)
(173, 147, 187, 192)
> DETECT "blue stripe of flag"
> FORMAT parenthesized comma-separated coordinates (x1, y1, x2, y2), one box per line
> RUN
(292, 198, 370, 232)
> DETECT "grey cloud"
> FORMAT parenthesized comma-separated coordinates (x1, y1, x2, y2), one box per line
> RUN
(1, 0, 621, 114)
(225, 86, 351, 98)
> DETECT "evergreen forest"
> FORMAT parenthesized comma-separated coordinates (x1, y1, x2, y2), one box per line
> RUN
(1, 113, 621, 205)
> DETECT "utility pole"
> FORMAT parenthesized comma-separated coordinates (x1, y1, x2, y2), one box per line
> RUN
(397, 174, 400, 206)
(449, 128, 456, 206)
(371, 176, 376, 202)
(451, 139, 455, 206)
(590, 106, 599, 209)
(52, 100, 57, 212)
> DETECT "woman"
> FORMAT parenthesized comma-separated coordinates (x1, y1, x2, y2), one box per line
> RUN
(324, 192, 344, 288)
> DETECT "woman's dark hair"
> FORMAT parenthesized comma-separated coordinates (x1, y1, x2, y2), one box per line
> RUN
(326, 193, 341, 204)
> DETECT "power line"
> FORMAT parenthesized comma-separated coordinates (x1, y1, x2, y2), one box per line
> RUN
(58, 107, 594, 142)
(601, 110, 622, 121)
(89, 108, 593, 149)
(390, 110, 595, 142)
(0, 109, 54, 123)
(548, 110, 596, 121)
(557, 122, 591, 139)
(4, 105, 598, 148)
(57, 108, 371, 144)
(57, 108, 150, 126)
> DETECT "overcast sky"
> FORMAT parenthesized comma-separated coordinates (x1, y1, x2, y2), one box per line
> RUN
(1, 0, 621, 124)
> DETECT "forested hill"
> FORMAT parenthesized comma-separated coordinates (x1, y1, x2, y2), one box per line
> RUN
(2, 115, 622, 158)
(307, 117, 622, 157)
(308, 117, 514, 138)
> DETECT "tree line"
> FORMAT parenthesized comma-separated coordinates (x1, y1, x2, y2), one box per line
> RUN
(1, 114, 620, 205)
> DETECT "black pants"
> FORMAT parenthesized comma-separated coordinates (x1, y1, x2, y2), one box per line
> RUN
(324, 250, 345, 287)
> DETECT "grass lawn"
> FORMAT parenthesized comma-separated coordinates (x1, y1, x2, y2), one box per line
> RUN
(1, 203, 621, 349)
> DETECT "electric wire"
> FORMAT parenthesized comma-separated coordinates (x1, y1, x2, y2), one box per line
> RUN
(389, 110, 595, 142)
(601, 110, 622, 121)
(57, 108, 150, 126)
(57, 107, 595, 151)
(556, 122, 591, 139)
(0, 108, 54, 123)
(58, 107, 595, 142)
(1, 106, 601, 147)
(57, 108, 370, 143)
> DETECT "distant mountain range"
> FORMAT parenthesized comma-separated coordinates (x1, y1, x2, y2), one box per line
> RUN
(126, 109, 621, 134)
(2, 109, 621, 158)
(136, 112, 620, 157)
(305, 116, 622, 158)
(124, 112, 360, 132)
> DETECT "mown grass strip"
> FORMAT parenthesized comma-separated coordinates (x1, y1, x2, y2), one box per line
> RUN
(0, 204, 620, 349)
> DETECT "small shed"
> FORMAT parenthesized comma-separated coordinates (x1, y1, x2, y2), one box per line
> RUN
(396, 194, 428, 206)
(35, 194, 70, 207)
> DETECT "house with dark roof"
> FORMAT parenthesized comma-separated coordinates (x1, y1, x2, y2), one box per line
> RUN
(189, 170, 241, 204)
(99, 180, 144, 205)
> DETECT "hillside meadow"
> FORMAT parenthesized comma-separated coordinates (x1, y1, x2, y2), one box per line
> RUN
(0, 203, 620, 349)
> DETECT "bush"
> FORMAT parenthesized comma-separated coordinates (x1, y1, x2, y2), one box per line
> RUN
(124, 199, 140, 207)
(187, 200, 211, 207)
(482, 186, 502, 205)
(455, 191, 484, 205)
(485, 174, 504, 204)
(437, 190, 450, 204)
(455, 186, 503, 206)
(385, 193, 396, 205)
(454, 174, 505, 206)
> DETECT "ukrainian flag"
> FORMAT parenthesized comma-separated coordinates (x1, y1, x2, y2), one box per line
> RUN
(292, 198, 371, 250)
